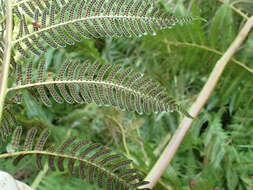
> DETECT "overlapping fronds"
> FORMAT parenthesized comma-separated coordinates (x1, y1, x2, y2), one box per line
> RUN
(0, 107, 16, 142)
(10, 60, 191, 117)
(13, 0, 192, 57)
(2, 126, 150, 190)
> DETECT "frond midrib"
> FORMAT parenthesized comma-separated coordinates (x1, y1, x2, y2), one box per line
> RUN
(13, 15, 166, 44)
(8, 80, 164, 104)
(0, 150, 132, 188)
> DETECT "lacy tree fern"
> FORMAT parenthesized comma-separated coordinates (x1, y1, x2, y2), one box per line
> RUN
(0, 0, 192, 189)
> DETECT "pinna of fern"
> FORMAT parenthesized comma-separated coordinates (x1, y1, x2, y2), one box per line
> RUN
(0, 106, 17, 142)
(13, 0, 192, 58)
(0, 126, 150, 190)
(8, 59, 192, 118)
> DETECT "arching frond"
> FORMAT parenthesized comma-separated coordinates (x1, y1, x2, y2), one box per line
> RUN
(10, 60, 191, 117)
(13, 0, 192, 57)
(1, 126, 150, 190)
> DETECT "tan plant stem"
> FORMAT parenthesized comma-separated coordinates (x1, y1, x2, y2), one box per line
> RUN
(0, 0, 12, 121)
(106, 116, 131, 157)
(31, 163, 49, 189)
(142, 16, 253, 189)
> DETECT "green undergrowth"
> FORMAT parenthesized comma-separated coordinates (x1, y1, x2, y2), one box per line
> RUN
(1, 0, 253, 189)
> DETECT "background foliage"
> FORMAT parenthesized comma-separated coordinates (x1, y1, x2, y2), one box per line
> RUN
(1, 0, 253, 189)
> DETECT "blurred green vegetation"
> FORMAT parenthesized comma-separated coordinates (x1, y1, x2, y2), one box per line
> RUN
(1, 0, 253, 190)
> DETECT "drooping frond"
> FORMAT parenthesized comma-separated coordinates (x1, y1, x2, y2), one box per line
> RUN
(2, 126, 150, 190)
(10, 60, 191, 117)
(13, 0, 192, 57)
(0, 107, 17, 142)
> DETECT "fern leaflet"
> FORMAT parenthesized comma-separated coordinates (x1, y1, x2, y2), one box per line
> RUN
(0, 107, 17, 142)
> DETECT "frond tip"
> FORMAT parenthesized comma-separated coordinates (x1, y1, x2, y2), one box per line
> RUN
(2, 127, 151, 190)
(14, 0, 192, 57)
(11, 60, 191, 117)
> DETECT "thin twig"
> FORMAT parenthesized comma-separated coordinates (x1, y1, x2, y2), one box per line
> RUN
(142, 16, 253, 189)
(165, 40, 253, 75)
(0, 0, 12, 121)
(219, 0, 249, 19)
(106, 116, 131, 157)
(31, 163, 49, 189)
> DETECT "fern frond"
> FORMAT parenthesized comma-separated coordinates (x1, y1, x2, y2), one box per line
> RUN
(1, 127, 150, 190)
(9, 60, 191, 117)
(13, 0, 192, 57)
